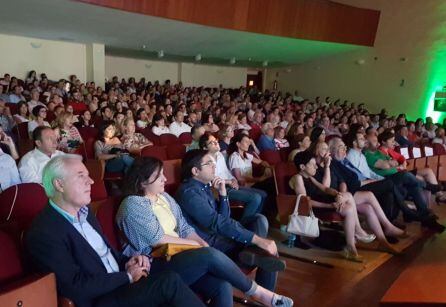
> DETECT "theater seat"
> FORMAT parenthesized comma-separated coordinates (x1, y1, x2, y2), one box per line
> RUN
(273, 162, 297, 195)
(163, 159, 182, 195)
(166, 144, 186, 160)
(159, 133, 179, 146)
(0, 230, 23, 285)
(0, 183, 48, 230)
(140, 145, 168, 161)
(95, 197, 122, 252)
(178, 132, 192, 144)
(260, 150, 281, 166)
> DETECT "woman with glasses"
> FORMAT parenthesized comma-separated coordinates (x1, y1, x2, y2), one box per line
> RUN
(28, 105, 50, 139)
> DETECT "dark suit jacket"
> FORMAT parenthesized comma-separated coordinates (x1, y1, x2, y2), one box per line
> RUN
(26, 204, 130, 307)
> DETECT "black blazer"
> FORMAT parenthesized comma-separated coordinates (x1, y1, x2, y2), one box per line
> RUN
(26, 204, 130, 307)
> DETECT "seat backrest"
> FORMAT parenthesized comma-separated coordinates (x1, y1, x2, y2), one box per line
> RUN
(0, 230, 23, 285)
(439, 155, 446, 181)
(260, 150, 281, 166)
(159, 133, 179, 146)
(77, 127, 98, 141)
(84, 137, 97, 160)
(90, 180, 108, 202)
(166, 144, 186, 160)
(0, 273, 58, 307)
(279, 147, 292, 162)
(433, 143, 446, 155)
(273, 162, 297, 195)
(414, 157, 427, 170)
(426, 156, 439, 178)
(163, 159, 182, 195)
(16, 122, 29, 140)
(84, 159, 104, 181)
(0, 183, 48, 230)
(95, 197, 122, 252)
(140, 145, 168, 161)
(178, 132, 192, 144)
(141, 128, 160, 145)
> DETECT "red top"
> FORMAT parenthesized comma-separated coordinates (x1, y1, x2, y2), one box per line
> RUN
(379, 146, 406, 165)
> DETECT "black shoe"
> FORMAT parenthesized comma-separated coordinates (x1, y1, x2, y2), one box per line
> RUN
(385, 236, 399, 244)
(239, 247, 286, 272)
(425, 183, 441, 193)
(421, 218, 446, 233)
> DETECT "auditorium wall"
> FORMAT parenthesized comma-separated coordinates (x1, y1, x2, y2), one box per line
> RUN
(265, 0, 446, 122)
(105, 56, 247, 88)
(0, 34, 87, 82)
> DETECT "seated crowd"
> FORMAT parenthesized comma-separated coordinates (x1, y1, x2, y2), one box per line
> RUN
(1, 70, 446, 306)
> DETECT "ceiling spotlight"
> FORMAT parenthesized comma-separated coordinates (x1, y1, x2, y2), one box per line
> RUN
(158, 50, 164, 58)
(248, 58, 252, 61)
(195, 54, 202, 61)
(230, 57, 236, 65)
(142, 45, 147, 49)
(262, 61, 268, 67)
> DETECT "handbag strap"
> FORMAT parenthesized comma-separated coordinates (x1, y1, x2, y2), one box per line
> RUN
(292, 194, 304, 215)
(6, 185, 19, 221)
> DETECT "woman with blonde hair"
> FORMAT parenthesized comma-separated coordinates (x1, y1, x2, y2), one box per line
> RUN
(56, 111, 83, 152)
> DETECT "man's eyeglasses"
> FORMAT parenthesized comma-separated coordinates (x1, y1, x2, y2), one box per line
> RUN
(200, 160, 216, 167)
(206, 141, 218, 146)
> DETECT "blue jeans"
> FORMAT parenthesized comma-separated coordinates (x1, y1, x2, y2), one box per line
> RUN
(151, 247, 253, 307)
(227, 186, 266, 222)
(105, 154, 134, 173)
(212, 214, 278, 291)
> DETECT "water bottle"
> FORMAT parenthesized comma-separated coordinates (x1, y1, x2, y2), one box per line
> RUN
(287, 234, 296, 248)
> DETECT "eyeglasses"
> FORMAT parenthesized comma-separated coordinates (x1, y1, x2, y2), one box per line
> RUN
(206, 141, 218, 146)
(200, 160, 216, 167)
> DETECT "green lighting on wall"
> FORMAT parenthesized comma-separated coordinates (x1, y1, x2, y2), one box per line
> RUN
(425, 86, 443, 123)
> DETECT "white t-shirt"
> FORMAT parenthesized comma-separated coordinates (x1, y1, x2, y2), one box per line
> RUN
(228, 152, 254, 178)
(18, 149, 64, 183)
(215, 151, 235, 181)
(152, 126, 170, 136)
(169, 121, 191, 137)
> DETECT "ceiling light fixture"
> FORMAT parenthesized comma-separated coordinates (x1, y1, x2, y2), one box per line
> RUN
(230, 57, 236, 65)
(158, 50, 164, 58)
(195, 54, 202, 61)
(142, 45, 147, 49)
(262, 61, 268, 67)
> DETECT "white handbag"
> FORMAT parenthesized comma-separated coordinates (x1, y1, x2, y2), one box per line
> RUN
(286, 194, 320, 238)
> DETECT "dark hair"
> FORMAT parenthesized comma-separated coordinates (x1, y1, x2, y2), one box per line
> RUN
(98, 120, 116, 141)
(101, 106, 111, 115)
(152, 113, 164, 127)
(198, 132, 213, 150)
(33, 125, 51, 141)
(136, 108, 145, 119)
(394, 124, 405, 134)
(344, 131, 359, 149)
(310, 127, 324, 143)
(32, 105, 46, 118)
(123, 157, 163, 196)
(17, 101, 29, 116)
(227, 132, 249, 157)
(378, 130, 395, 144)
(293, 150, 314, 170)
(201, 112, 213, 124)
(181, 149, 208, 180)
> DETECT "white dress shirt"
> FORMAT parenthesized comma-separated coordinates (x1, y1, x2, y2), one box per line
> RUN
(18, 149, 64, 183)
(169, 121, 191, 137)
(152, 126, 170, 136)
(215, 151, 235, 181)
(0, 150, 21, 191)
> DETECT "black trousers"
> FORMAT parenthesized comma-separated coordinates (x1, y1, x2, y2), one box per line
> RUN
(95, 271, 206, 307)
(358, 179, 400, 221)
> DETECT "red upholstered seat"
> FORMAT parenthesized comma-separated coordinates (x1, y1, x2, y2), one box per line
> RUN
(77, 127, 98, 141)
(260, 150, 281, 166)
(95, 197, 122, 252)
(0, 183, 48, 230)
(14, 122, 29, 140)
(166, 144, 186, 160)
(5, 103, 18, 115)
(0, 230, 23, 285)
(439, 155, 446, 181)
(273, 162, 297, 195)
(163, 159, 182, 195)
(141, 128, 160, 145)
(279, 147, 292, 162)
(178, 132, 193, 144)
(140, 145, 168, 161)
(84, 137, 96, 160)
(159, 133, 179, 146)
(433, 143, 446, 155)
(90, 180, 108, 202)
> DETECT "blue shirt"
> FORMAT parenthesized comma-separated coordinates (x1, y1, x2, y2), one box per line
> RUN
(346, 149, 384, 180)
(256, 134, 276, 152)
(0, 152, 21, 191)
(49, 200, 120, 274)
(176, 178, 254, 247)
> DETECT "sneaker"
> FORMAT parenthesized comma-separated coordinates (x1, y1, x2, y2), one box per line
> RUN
(272, 294, 294, 306)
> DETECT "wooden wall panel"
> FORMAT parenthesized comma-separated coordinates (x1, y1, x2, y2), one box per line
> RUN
(77, 0, 380, 46)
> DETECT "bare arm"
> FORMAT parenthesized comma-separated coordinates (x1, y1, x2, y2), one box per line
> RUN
(293, 175, 334, 209)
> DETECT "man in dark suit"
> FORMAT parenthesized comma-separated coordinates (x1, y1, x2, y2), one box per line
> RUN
(26, 154, 205, 307)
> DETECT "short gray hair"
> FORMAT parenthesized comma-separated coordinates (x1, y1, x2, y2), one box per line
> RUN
(261, 122, 273, 134)
(42, 154, 82, 198)
(328, 137, 343, 156)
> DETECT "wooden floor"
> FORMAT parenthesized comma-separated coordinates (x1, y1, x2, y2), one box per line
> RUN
(236, 204, 446, 307)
